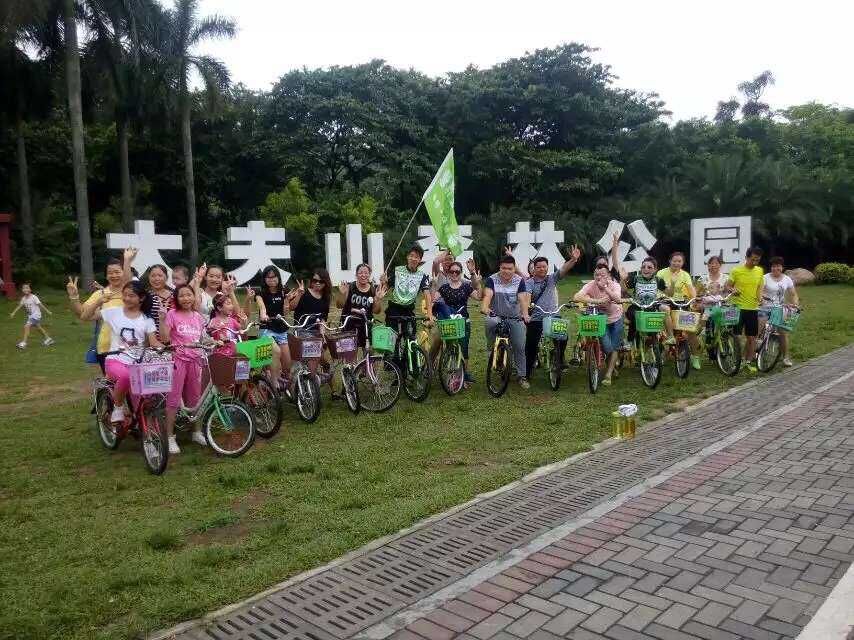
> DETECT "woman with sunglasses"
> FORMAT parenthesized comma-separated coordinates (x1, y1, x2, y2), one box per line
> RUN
(292, 268, 333, 324)
(435, 259, 482, 384)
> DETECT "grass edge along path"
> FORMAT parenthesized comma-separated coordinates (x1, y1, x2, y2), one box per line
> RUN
(0, 281, 851, 640)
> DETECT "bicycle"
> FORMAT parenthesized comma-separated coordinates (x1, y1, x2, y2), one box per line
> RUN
(220, 324, 283, 438)
(666, 297, 701, 379)
(570, 304, 606, 394)
(435, 306, 468, 396)
(701, 292, 742, 376)
(347, 309, 402, 412)
(530, 303, 571, 391)
(483, 312, 518, 398)
(318, 316, 361, 414)
(92, 346, 170, 475)
(387, 315, 432, 402)
(756, 303, 801, 372)
(264, 314, 323, 423)
(626, 298, 667, 389)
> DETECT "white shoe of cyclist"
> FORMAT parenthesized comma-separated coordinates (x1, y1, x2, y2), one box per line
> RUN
(783, 357, 793, 367)
(110, 405, 125, 423)
(191, 431, 207, 447)
(43, 337, 55, 346)
(518, 377, 530, 390)
(16, 341, 26, 349)
(168, 437, 181, 455)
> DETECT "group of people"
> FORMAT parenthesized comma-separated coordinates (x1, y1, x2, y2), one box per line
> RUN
(13, 237, 799, 453)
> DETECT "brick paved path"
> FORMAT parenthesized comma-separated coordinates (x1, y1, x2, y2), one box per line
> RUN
(163, 346, 854, 640)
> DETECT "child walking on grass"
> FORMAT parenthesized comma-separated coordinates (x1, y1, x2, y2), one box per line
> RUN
(10, 283, 55, 348)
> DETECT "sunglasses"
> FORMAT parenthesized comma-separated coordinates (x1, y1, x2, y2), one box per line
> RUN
(311, 278, 325, 284)
(449, 269, 462, 275)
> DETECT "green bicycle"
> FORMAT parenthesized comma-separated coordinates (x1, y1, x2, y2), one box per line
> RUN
(702, 292, 742, 376)
(387, 315, 432, 402)
(436, 306, 468, 396)
(531, 303, 570, 391)
(627, 298, 667, 389)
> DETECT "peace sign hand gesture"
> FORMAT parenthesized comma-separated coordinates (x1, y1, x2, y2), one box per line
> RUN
(569, 244, 581, 261)
(66, 276, 79, 299)
(338, 281, 349, 297)
(296, 279, 306, 294)
(466, 258, 479, 277)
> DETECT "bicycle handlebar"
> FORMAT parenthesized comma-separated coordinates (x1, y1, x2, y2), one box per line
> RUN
(530, 303, 571, 315)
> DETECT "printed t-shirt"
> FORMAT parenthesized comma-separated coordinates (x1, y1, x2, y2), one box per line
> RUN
(85, 288, 125, 353)
(386, 267, 429, 317)
(22, 294, 42, 320)
(729, 265, 764, 310)
(762, 273, 795, 306)
(626, 273, 666, 306)
(438, 281, 474, 318)
(342, 283, 375, 321)
(485, 274, 527, 318)
(100, 306, 156, 364)
(165, 309, 206, 362)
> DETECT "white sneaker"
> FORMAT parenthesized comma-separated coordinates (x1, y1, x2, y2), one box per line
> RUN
(191, 431, 207, 447)
(783, 358, 793, 367)
(518, 377, 530, 390)
(16, 341, 26, 349)
(110, 405, 125, 423)
(168, 437, 181, 454)
(43, 337, 55, 346)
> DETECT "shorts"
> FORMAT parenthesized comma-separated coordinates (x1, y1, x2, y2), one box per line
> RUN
(758, 305, 773, 320)
(601, 317, 625, 355)
(737, 309, 759, 337)
(259, 328, 288, 345)
(26, 316, 41, 327)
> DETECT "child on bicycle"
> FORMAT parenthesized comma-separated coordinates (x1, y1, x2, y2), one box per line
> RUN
(160, 284, 208, 454)
(622, 257, 669, 346)
(11, 283, 55, 349)
(208, 293, 245, 357)
(90, 280, 163, 424)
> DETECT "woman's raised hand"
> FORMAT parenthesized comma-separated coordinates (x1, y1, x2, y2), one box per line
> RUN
(66, 276, 79, 298)
(338, 281, 349, 297)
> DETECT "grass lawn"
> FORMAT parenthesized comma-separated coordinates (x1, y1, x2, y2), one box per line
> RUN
(0, 279, 851, 640)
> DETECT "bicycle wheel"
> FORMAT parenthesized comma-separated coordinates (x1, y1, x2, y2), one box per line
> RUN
(486, 341, 511, 397)
(139, 398, 168, 475)
(204, 398, 255, 457)
(639, 336, 663, 389)
(246, 376, 283, 438)
(548, 343, 562, 391)
(757, 332, 781, 372)
(295, 370, 321, 423)
(342, 366, 360, 414)
(94, 387, 121, 450)
(403, 343, 431, 402)
(355, 356, 401, 412)
(586, 342, 601, 394)
(438, 344, 465, 396)
(716, 331, 742, 376)
(675, 339, 690, 379)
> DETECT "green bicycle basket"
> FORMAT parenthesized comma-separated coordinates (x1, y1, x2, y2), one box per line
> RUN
(543, 315, 569, 340)
(437, 317, 466, 341)
(769, 306, 800, 332)
(371, 325, 397, 352)
(709, 305, 740, 327)
(635, 311, 666, 333)
(235, 337, 275, 369)
(576, 313, 607, 338)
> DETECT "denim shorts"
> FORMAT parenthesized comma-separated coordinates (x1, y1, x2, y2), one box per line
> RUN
(601, 317, 624, 354)
(26, 316, 41, 327)
(259, 328, 288, 345)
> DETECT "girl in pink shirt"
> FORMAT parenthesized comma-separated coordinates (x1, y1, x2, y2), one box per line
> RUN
(207, 293, 244, 356)
(574, 266, 626, 386)
(160, 284, 207, 454)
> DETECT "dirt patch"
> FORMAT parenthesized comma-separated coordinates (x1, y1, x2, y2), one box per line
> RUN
(78, 466, 97, 478)
(232, 489, 270, 517)
(187, 522, 253, 547)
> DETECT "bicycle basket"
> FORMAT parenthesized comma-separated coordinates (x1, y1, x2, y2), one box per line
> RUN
(327, 331, 358, 361)
(288, 333, 324, 361)
(209, 353, 251, 387)
(543, 315, 569, 340)
(671, 310, 702, 333)
(770, 306, 800, 331)
(635, 311, 666, 333)
(129, 361, 173, 396)
(371, 325, 397, 352)
(710, 305, 741, 327)
(576, 313, 606, 338)
(438, 317, 466, 341)
(235, 337, 275, 369)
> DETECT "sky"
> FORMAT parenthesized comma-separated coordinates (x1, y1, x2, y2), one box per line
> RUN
(198, 0, 852, 122)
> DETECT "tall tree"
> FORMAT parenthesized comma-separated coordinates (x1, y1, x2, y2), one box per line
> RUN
(159, 0, 234, 264)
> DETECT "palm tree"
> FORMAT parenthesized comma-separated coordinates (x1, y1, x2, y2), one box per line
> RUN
(158, 0, 235, 264)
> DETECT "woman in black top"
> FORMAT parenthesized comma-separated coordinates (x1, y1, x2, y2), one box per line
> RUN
(435, 259, 482, 383)
(255, 265, 299, 386)
(292, 268, 333, 325)
(336, 263, 387, 351)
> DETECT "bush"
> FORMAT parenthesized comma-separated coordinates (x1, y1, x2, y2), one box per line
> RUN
(814, 263, 854, 284)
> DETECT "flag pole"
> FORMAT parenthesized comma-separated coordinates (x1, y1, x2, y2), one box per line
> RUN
(384, 199, 424, 273)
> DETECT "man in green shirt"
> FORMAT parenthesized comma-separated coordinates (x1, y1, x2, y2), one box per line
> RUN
(726, 247, 764, 372)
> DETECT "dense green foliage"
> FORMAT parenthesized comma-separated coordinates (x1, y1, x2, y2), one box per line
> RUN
(815, 262, 854, 284)
(1, 4, 852, 284)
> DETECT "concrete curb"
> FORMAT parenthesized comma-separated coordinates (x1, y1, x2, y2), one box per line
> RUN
(797, 559, 854, 640)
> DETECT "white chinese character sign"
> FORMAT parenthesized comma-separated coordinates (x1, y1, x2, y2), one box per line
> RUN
(106, 220, 182, 280)
(417, 224, 474, 277)
(325, 224, 385, 284)
(506, 221, 565, 273)
(690, 216, 751, 275)
(596, 219, 657, 273)
(225, 221, 291, 285)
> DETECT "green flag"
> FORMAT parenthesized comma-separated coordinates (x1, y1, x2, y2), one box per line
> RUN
(422, 149, 462, 256)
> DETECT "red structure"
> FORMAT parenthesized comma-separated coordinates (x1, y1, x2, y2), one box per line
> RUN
(0, 214, 15, 299)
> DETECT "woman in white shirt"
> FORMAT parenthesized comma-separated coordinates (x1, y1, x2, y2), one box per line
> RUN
(760, 257, 800, 367)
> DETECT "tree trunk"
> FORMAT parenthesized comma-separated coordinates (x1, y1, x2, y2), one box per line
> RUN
(15, 115, 33, 256)
(181, 99, 198, 265)
(64, 0, 94, 285)
(117, 116, 133, 229)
